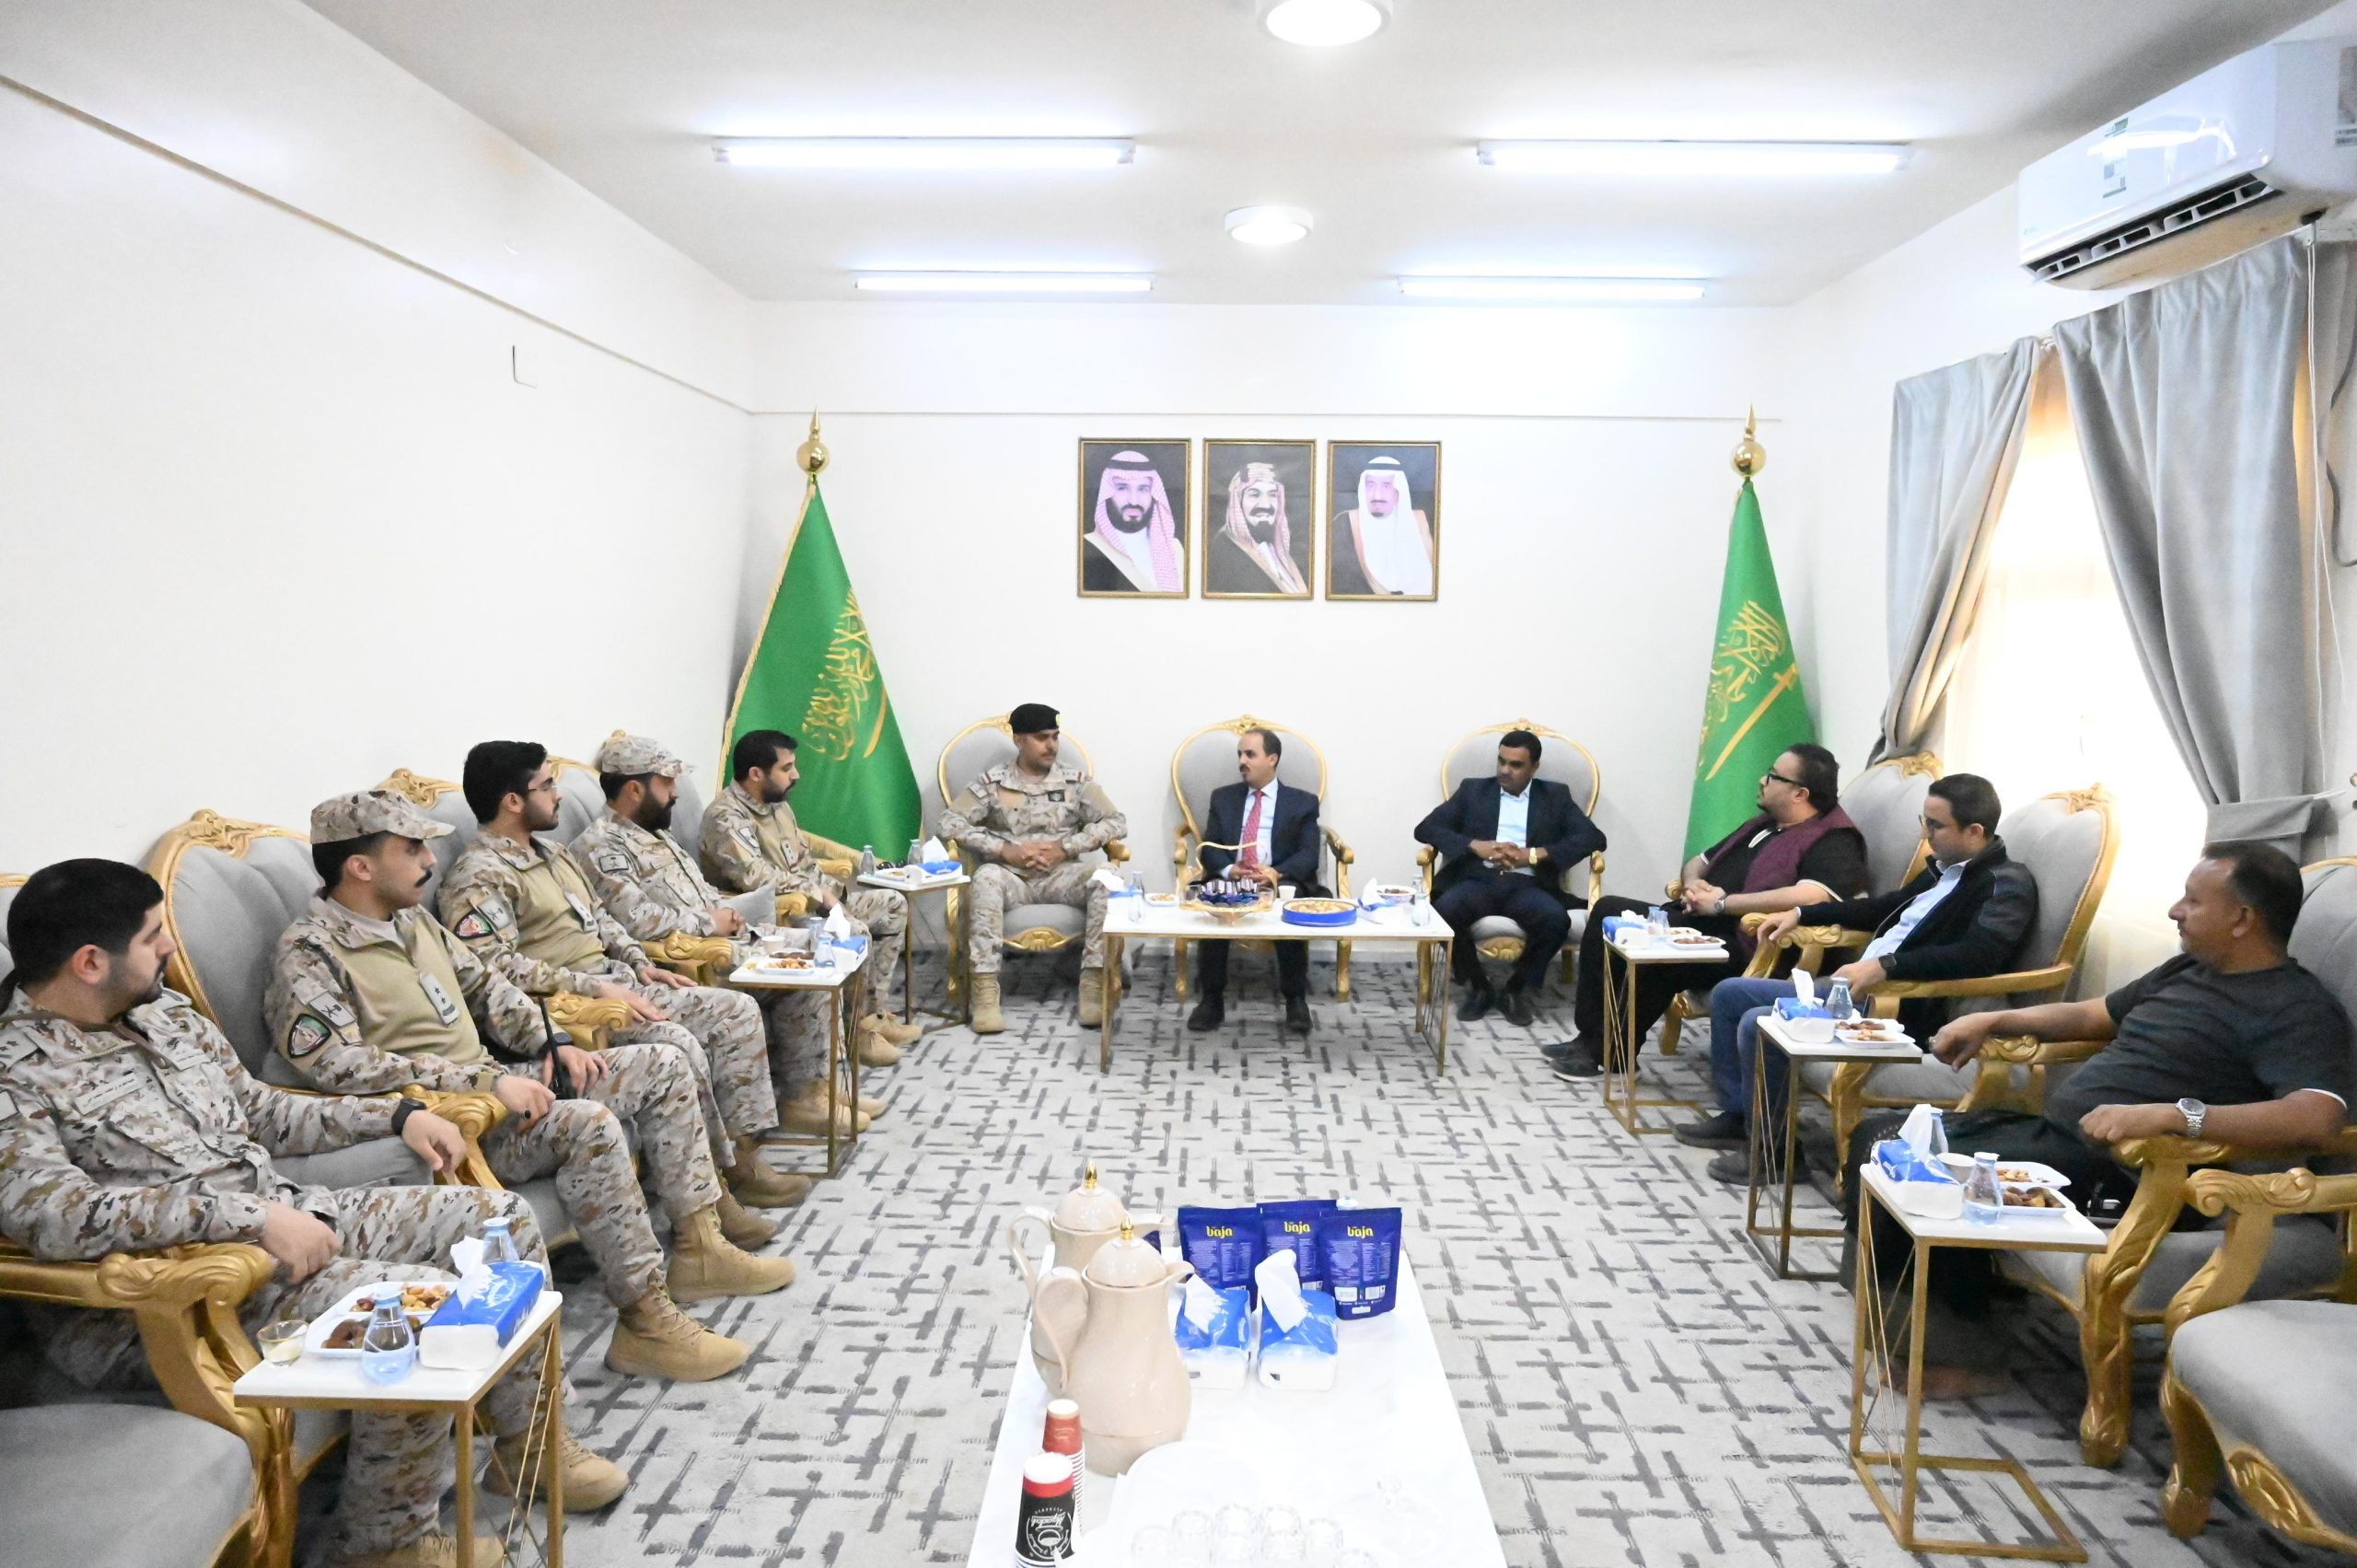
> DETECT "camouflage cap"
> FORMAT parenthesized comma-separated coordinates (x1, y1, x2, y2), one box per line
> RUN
(596, 733, 689, 778)
(309, 789, 452, 843)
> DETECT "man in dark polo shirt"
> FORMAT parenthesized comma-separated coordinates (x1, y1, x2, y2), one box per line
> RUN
(1844, 841, 2351, 1397)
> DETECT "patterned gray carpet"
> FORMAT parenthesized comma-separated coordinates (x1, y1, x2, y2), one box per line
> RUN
(509, 953, 2336, 1568)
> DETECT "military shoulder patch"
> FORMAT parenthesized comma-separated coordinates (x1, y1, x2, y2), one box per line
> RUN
(286, 1014, 332, 1059)
(597, 853, 631, 876)
(296, 986, 357, 1030)
(453, 912, 492, 940)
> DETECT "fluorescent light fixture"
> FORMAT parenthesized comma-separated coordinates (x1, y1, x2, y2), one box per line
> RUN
(1225, 205, 1314, 246)
(853, 271, 1153, 294)
(1476, 140, 1910, 176)
(1398, 275, 1707, 303)
(1260, 0, 1391, 46)
(714, 137, 1134, 170)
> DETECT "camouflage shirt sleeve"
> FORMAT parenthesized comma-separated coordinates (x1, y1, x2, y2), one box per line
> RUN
(0, 1086, 268, 1259)
(270, 935, 499, 1096)
(699, 803, 771, 895)
(435, 853, 582, 997)
(940, 776, 1009, 860)
(554, 843, 651, 972)
(185, 1003, 399, 1156)
(1065, 780, 1127, 855)
(581, 830, 717, 940)
(436, 917, 552, 1057)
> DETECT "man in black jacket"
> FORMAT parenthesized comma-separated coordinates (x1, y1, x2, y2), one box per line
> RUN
(1674, 773, 2038, 1183)
(1415, 730, 1607, 1026)
(1190, 727, 1326, 1034)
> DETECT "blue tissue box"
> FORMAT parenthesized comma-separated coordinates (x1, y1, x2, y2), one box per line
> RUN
(418, 1262, 543, 1368)
(1258, 1289, 1339, 1389)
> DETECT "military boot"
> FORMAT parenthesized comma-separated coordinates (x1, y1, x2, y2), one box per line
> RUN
(970, 973, 1005, 1034)
(778, 1089, 859, 1137)
(727, 1135, 809, 1208)
(481, 1428, 629, 1512)
(668, 1205, 798, 1303)
(854, 1022, 903, 1068)
(330, 1534, 505, 1568)
(867, 1011, 923, 1046)
(1077, 968, 1105, 1028)
(604, 1290, 746, 1382)
(714, 1190, 780, 1249)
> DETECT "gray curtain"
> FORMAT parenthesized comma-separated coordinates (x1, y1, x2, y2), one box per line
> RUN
(1873, 337, 2044, 761)
(2054, 235, 2327, 855)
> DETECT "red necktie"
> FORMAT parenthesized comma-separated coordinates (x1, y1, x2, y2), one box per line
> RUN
(1239, 790, 1264, 868)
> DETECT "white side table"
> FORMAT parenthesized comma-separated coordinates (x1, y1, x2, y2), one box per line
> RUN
(1746, 1016, 1924, 1280)
(730, 947, 869, 1177)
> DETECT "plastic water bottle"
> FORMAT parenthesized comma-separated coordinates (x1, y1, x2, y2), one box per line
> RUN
(1645, 905, 1669, 940)
(1963, 1151, 2004, 1225)
(858, 843, 878, 878)
(480, 1215, 519, 1269)
(358, 1298, 418, 1385)
(1824, 977, 1855, 1020)
(1410, 883, 1430, 927)
(907, 836, 925, 869)
(1127, 871, 1145, 924)
(1924, 1108, 1950, 1162)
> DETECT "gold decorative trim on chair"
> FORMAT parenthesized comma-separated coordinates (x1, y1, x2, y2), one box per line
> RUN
(1168, 714, 1356, 1000)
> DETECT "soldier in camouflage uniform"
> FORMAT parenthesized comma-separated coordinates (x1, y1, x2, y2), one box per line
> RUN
(267, 791, 796, 1387)
(698, 726, 922, 1069)
(574, 736, 876, 1137)
(0, 858, 627, 1568)
(937, 702, 1128, 1033)
(435, 740, 805, 1224)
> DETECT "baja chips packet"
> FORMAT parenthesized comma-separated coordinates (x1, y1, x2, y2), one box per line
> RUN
(1257, 1199, 1338, 1292)
(1178, 1205, 1264, 1301)
(1316, 1205, 1403, 1320)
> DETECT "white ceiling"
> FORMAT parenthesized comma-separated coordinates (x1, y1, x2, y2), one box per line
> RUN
(302, 0, 2340, 307)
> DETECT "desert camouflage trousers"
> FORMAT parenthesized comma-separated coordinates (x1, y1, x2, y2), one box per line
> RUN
(611, 981, 777, 1166)
(756, 986, 833, 1098)
(968, 862, 1108, 974)
(483, 1039, 718, 1307)
(842, 885, 906, 1009)
(37, 1182, 561, 1560)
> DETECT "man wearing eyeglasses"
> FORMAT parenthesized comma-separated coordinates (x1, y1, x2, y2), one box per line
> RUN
(1546, 743, 1867, 1081)
(1674, 772, 2038, 1184)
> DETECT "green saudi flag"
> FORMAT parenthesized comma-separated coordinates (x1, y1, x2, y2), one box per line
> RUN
(724, 481, 923, 854)
(1683, 479, 1817, 857)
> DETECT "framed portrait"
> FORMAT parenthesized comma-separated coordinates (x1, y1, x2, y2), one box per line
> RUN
(1077, 439, 1191, 598)
(1201, 439, 1316, 599)
(1326, 440, 1441, 601)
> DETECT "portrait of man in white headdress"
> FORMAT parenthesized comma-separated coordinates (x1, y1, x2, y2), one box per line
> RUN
(1203, 439, 1314, 598)
(1328, 442, 1441, 600)
(1078, 439, 1190, 597)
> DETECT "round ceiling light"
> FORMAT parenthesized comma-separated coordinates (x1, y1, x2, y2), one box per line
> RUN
(1225, 205, 1315, 246)
(1260, 0, 1391, 47)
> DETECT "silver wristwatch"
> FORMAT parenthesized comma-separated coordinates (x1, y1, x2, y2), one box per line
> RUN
(2177, 1098, 2207, 1137)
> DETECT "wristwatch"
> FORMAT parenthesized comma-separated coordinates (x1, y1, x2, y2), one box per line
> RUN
(2177, 1098, 2208, 1137)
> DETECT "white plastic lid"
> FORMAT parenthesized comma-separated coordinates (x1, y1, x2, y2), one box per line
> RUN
(1023, 1451, 1072, 1485)
(1045, 1398, 1078, 1418)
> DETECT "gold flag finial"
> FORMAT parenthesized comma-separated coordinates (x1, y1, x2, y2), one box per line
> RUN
(1731, 405, 1766, 478)
(796, 411, 830, 478)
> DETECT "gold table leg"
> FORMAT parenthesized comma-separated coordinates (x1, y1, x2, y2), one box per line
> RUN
(1597, 945, 1702, 1135)
(1099, 933, 1120, 1074)
(1743, 1040, 1844, 1280)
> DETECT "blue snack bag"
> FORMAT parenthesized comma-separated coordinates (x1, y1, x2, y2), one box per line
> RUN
(1257, 1199, 1338, 1292)
(1178, 1205, 1264, 1300)
(1316, 1206, 1404, 1320)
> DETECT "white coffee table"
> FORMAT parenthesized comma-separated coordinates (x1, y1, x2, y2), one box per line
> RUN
(1597, 929, 1729, 1134)
(1098, 899, 1456, 1072)
(967, 1251, 1502, 1568)
(1746, 1015, 1925, 1280)
(236, 1291, 566, 1568)
(856, 867, 970, 1032)
(730, 946, 869, 1177)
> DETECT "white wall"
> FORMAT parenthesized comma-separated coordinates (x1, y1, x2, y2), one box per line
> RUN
(741, 302, 1795, 899)
(0, 4, 753, 870)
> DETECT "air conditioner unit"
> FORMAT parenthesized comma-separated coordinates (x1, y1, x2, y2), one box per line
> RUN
(2018, 37, 2357, 288)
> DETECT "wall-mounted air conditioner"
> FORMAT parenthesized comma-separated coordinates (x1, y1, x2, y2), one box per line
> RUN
(2018, 37, 2357, 288)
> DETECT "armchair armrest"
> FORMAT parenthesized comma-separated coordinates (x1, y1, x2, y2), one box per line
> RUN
(1954, 1035, 2106, 1115)
(2168, 1166, 2357, 1330)
(1417, 843, 1435, 893)
(644, 931, 736, 985)
(802, 828, 858, 868)
(1869, 962, 2074, 1002)
(545, 992, 633, 1038)
(1104, 840, 1130, 864)
(1322, 826, 1354, 901)
(1583, 851, 1605, 906)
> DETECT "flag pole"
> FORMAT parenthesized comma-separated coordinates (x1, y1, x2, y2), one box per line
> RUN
(1733, 404, 1765, 479)
(718, 412, 830, 779)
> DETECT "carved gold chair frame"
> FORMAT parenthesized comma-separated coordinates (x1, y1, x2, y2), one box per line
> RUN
(2160, 1167, 2357, 1552)
(935, 715, 1132, 1000)
(1414, 720, 1604, 996)
(1168, 714, 1356, 1000)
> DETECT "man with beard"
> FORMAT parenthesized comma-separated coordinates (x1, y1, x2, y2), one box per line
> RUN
(1205, 459, 1309, 596)
(1329, 454, 1435, 598)
(1081, 448, 1185, 594)
(436, 740, 807, 1233)
(1, 858, 629, 1566)
(697, 727, 920, 1067)
(573, 735, 877, 1137)
(268, 790, 787, 1388)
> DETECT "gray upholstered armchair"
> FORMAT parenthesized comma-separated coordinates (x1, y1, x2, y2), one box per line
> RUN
(1168, 714, 1355, 1001)
(2161, 1166, 2357, 1553)
(1415, 720, 1602, 999)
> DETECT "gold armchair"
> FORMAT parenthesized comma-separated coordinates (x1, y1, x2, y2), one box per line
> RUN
(2161, 1168, 2357, 1551)
(1413, 720, 1603, 998)
(1169, 715, 1354, 1000)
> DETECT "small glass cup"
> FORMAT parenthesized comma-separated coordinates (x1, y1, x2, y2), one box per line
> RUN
(1212, 1504, 1259, 1545)
(1130, 1524, 1174, 1565)
(1257, 1537, 1307, 1568)
(257, 1317, 306, 1365)
(1646, 903, 1670, 939)
(1210, 1539, 1256, 1568)
(1170, 1509, 1213, 1565)
(1302, 1518, 1346, 1567)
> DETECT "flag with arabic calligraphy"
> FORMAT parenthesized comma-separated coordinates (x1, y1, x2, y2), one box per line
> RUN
(724, 482, 922, 854)
(1683, 479, 1817, 857)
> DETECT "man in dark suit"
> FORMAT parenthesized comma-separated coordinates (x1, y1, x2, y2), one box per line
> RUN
(1190, 727, 1325, 1035)
(1415, 730, 1608, 1027)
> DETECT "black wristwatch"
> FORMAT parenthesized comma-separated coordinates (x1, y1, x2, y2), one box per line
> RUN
(389, 1098, 422, 1137)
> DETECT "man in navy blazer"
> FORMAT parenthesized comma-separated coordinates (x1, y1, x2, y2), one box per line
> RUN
(1415, 730, 1607, 1026)
(1190, 727, 1326, 1035)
